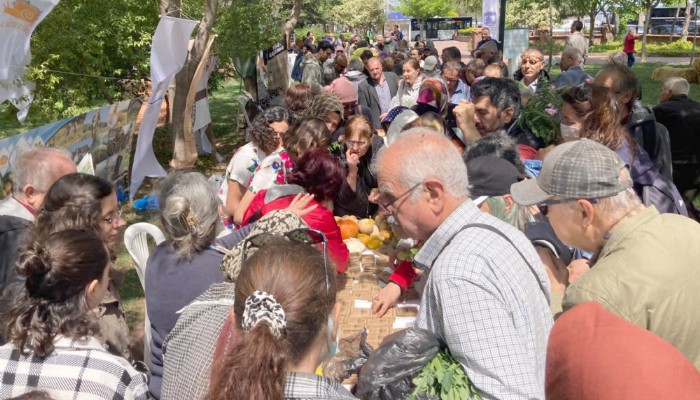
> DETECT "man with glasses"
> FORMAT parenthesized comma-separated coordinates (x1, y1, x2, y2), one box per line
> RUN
(0, 148, 76, 337)
(373, 128, 552, 399)
(443, 61, 469, 104)
(358, 57, 399, 128)
(511, 139, 700, 370)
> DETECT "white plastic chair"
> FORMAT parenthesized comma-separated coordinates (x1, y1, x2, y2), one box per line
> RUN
(124, 222, 166, 368)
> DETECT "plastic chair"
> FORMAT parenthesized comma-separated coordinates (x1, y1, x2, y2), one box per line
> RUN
(124, 222, 166, 368)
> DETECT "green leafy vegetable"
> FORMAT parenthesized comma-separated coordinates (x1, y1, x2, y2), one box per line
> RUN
(409, 348, 482, 400)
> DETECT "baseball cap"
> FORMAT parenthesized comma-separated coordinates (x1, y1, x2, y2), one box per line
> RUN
(421, 56, 438, 72)
(510, 139, 632, 206)
(468, 156, 523, 206)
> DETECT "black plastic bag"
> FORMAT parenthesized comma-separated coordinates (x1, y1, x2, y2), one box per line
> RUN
(355, 328, 441, 400)
(322, 328, 374, 382)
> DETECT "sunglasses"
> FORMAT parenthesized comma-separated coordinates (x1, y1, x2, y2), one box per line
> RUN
(242, 228, 331, 293)
(538, 198, 598, 216)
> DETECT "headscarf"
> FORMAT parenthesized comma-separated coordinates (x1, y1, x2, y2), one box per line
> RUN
(303, 91, 344, 121)
(415, 78, 448, 117)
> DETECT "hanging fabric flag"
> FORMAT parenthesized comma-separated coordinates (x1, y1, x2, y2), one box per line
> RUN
(482, 0, 500, 41)
(130, 16, 198, 200)
(0, 0, 61, 121)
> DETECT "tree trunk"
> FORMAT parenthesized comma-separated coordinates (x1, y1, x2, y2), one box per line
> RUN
(283, 0, 303, 46)
(170, 0, 218, 169)
(681, 0, 692, 41)
(588, 6, 596, 46)
(420, 20, 425, 41)
(641, 2, 657, 63)
(670, 5, 680, 42)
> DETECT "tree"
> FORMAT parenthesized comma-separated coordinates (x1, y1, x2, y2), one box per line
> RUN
(331, 0, 386, 33)
(397, 0, 453, 40)
(640, 0, 662, 62)
(23, 0, 159, 122)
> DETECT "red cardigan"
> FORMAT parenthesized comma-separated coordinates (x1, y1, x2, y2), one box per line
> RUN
(242, 190, 350, 273)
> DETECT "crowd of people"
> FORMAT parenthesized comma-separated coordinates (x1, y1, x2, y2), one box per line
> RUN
(1, 26, 700, 400)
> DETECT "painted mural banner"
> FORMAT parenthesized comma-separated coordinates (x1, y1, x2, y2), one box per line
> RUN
(0, 97, 142, 199)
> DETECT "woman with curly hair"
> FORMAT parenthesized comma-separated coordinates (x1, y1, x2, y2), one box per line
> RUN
(242, 148, 349, 273)
(0, 230, 148, 399)
(26, 173, 132, 363)
(220, 106, 292, 224)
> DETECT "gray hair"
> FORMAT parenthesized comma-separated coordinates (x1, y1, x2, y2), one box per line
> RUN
(662, 77, 690, 96)
(607, 52, 628, 65)
(479, 41, 498, 53)
(564, 169, 641, 222)
(347, 58, 365, 72)
(374, 127, 469, 200)
(443, 61, 461, 73)
(159, 172, 222, 258)
(13, 147, 74, 195)
(562, 47, 583, 64)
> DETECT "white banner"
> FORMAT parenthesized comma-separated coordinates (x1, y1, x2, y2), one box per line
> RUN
(482, 0, 500, 41)
(0, 0, 60, 121)
(130, 16, 198, 199)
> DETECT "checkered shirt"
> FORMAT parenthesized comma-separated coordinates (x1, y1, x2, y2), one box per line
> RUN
(414, 201, 553, 400)
(160, 282, 235, 400)
(0, 336, 148, 400)
(284, 372, 355, 399)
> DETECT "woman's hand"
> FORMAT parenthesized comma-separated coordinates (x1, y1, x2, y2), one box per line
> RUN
(286, 193, 317, 218)
(346, 148, 361, 173)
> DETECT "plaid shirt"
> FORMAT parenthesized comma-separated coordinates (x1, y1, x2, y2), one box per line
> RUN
(414, 201, 553, 400)
(0, 336, 148, 400)
(284, 372, 355, 399)
(161, 282, 235, 400)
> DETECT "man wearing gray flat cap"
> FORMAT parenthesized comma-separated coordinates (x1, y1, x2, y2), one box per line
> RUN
(511, 139, 700, 371)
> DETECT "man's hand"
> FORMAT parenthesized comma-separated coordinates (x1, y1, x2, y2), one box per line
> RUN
(372, 282, 402, 318)
(454, 100, 481, 145)
(567, 258, 590, 284)
(286, 193, 317, 218)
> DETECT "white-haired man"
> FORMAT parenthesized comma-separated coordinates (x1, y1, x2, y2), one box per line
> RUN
(0, 148, 76, 294)
(553, 47, 591, 88)
(653, 77, 700, 196)
(511, 139, 700, 371)
(373, 128, 552, 399)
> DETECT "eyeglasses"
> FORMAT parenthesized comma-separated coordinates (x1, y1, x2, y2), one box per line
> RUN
(521, 58, 542, 65)
(242, 228, 331, 293)
(378, 182, 423, 213)
(538, 198, 598, 216)
(346, 140, 367, 149)
(101, 209, 123, 226)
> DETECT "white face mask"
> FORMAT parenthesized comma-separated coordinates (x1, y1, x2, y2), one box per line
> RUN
(560, 123, 580, 142)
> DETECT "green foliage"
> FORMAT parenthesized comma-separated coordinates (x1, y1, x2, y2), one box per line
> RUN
(396, 0, 453, 22)
(590, 40, 694, 56)
(457, 27, 477, 35)
(215, 0, 283, 59)
(331, 0, 386, 32)
(410, 348, 482, 400)
(24, 0, 160, 123)
(294, 27, 327, 43)
(518, 81, 561, 146)
(505, 0, 563, 29)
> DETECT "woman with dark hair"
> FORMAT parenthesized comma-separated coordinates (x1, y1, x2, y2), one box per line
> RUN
(242, 149, 349, 273)
(206, 238, 352, 400)
(0, 230, 148, 399)
(284, 83, 314, 121)
(220, 106, 292, 224)
(334, 115, 383, 218)
(31, 172, 131, 362)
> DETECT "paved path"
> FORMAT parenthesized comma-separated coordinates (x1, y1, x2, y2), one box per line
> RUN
(428, 40, 693, 65)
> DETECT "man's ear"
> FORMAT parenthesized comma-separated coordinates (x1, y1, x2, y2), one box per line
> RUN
(577, 199, 596, 228)
(502, 194, 515, 213)
(502, 107, 515, 124)
(424, 179, 446, 212)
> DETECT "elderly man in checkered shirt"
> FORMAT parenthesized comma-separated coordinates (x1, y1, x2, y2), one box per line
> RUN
(373, 128, 553, 400)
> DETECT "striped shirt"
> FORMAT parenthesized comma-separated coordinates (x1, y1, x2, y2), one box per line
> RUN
(0, 336, 148, 400)
(414, 201, 553, 400)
